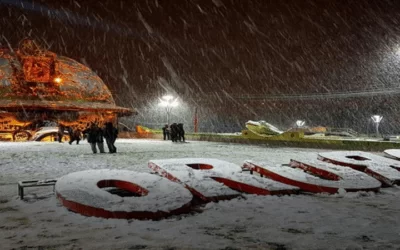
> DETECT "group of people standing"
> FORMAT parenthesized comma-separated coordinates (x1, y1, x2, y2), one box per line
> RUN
(57, 122, 118, 154)
(162, 123, 185, 142)
(83, 122, 118, 154)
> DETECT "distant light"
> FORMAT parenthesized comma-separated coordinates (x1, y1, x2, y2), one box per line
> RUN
(296, 120, 305, 127)
(395, 46, 400, 56)
(158, 95, 179, 107)
(162, 95, 174, 101)
(371, 115, 383, 123)
(53, 77, 62, 83)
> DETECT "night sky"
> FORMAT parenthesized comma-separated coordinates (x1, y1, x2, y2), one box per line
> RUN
(1, 0, 400, 133)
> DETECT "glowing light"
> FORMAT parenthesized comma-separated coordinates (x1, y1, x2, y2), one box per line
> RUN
(395, 46, 400, 56)
(158, 95, 179, 124)
(371, 115, 383, 138)
(162, 95, 174, 101)
(296, 120, 305, 127)
(158, 95, 179, 107)
(371, 115, 383, 123)
(53, 77, 62, 83)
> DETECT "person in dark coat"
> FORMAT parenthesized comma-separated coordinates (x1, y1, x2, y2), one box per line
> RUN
(69, 127, 82, 145)
(57, 124, 65, 143)
(162, 124, 170, 140)
(74, 128, 82, 144)
(162, 125, 167, 140)
(83, 123, 105, 154)
(68, 127, 74, 144)
(170, 123, 178, 142)
(177, 123, 185, 142)
(103, 122, 118, 153)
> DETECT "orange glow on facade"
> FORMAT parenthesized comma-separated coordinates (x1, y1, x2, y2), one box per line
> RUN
(0, 40, 135, 141)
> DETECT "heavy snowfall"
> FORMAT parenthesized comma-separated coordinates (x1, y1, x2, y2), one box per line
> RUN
(2, 0, 400, 249)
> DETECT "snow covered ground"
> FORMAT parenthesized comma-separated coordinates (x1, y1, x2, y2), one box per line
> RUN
(0, 139, 400, 250)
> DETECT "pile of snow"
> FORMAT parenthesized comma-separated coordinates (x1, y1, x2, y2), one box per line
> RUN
(246, 120, 284, 135)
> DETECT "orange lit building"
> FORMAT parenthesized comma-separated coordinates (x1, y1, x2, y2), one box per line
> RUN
(0, 40, 134, 141)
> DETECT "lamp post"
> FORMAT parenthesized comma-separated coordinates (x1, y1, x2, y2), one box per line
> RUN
(296, 120, 305, 128)
(371, 115, 383, 138)
(158, 95, 179, 125)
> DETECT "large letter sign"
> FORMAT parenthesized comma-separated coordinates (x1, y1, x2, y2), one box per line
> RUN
(55, 169, 193, 220)
(54, 150, 399, 220)
(149, 158, 242, 201)
(243, 158, 381, 194)
(148, 158, 299, 200)
(318, 151, 400, 186)
(383, 149, 400, 166)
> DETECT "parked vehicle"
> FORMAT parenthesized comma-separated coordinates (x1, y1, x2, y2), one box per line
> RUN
(31, 127, 70, 142)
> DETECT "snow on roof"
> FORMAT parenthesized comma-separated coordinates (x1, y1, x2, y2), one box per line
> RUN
(55, 169, 193, 213)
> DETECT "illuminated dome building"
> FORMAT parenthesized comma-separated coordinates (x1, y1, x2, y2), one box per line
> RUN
(0, 39, 134, 141)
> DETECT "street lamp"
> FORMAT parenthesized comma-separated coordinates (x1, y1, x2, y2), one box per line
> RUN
(158, 95, 179, 124)
(296, 120, 305, 128)
(371, 115, 383, 138)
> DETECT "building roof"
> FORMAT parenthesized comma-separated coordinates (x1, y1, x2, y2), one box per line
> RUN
(0, 46, 134, 116)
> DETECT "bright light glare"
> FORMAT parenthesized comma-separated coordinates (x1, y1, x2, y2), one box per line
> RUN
(53, 77, 62, 83)
(296, 120, 305, 127)
(158, 100, 168, 107)
(395, 46, 400, 56)
(162, 95, 174, 101)
(158, 96, 179, 107)
(170, 99, 179, 107)
(371, 115, 383, 123)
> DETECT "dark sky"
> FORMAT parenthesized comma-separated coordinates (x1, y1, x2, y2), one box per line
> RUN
(2, 0, 400, 132)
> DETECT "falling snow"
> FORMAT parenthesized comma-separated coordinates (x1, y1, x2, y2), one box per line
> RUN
(1, 1, 400, 249)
